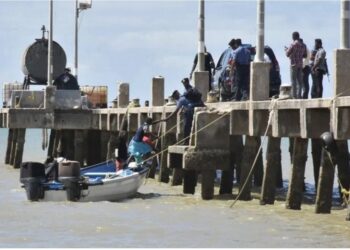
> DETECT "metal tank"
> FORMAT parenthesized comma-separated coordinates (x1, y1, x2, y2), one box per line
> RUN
(22, 36, 66, 84)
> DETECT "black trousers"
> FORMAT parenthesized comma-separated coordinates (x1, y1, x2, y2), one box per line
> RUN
(302, 66, 310, 99)
(311, 70, 324, 98)
(234, 64, 250, 101)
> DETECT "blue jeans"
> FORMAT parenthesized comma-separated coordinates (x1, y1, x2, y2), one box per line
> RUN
(290, 65, 303, 99)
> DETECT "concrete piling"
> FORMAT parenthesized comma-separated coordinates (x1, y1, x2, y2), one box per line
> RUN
(286, 138, 308, 210)
(260, 136, 281, 205)
(183, 170, 197, 194)
(13, 128, 26, 169)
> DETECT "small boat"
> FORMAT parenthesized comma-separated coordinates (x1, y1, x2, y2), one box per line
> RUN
(19, 159, 149, 202)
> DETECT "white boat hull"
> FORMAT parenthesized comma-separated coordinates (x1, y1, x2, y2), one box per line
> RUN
(39, 170, 147, 202)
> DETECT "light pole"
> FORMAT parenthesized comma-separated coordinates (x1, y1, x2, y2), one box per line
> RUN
(198, 0, 205, 71)
(74, 0, 92, 80)
(47, 0, 53, 86)
(255, 0, 265, 62)
(341, 0, 350, 49)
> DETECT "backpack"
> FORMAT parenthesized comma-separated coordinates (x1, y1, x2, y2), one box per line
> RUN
(184, 88, 202, 104)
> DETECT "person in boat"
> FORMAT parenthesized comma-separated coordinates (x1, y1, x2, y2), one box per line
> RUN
(163, 78, 205, 145)
(127, 117, 163, 163)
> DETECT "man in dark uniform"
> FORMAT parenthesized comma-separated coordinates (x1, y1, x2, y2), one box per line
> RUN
(53, 68, 79, 90)
(189, 47, 216, 91)
(229, 39, 251, 101)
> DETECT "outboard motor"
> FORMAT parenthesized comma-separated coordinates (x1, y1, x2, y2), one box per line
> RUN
(58, 161, 81, 201)
(20, 162, 46, 201)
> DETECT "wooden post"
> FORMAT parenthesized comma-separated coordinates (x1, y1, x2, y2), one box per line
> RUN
(286, 137, 308, 210)
(100, 130, 110, 161)
(311, 138, 322, 189)
(260, 137, 281, 205)
(171, 168, 183, 186)
(13, 128, 26, 169)
(5, 129, 14, 164)
(334, 140, 350, 204)
(107, 131, 118, 160)
(183, 169, 197, 194)
(315, 148, 335, 213)
(289, 137, 294, 163)
(201, 169, 216, 200)
(254, 136, 264, 187)
(158, 133, 171, 183)
(9, 129, 18, 166)
(86, 130, 101, 165)
(220, 135, 242, 194)
(239, 136, 259, 200)
(47, 129, 56, 160)
(74, 130, 85, 167)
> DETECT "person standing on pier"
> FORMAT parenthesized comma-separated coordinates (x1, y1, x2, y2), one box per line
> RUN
(53, 67, 80, 90)
(189, 46, 216, 91)
(164, 78, 205, 145)
(229, 38, 251, 101)
(285, 31, 307, 99)
(311, 39, 327, 98)
(300, 38, 311, 99)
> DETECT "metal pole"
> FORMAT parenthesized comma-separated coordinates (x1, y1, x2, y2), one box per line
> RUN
(255, 0, 265, 62)
(198, 0, 205, 71)
(74, 0, 79, 79)
(47, 0, 53, 86)
(341, 0, 350, 49)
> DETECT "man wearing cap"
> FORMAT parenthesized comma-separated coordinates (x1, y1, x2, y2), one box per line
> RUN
(164, 78, 204, 145)
(311, 39, 327, 98)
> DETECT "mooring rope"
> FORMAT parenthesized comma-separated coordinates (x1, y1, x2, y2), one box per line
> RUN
(324, 150, 349, 207)
(229, 97, 279, 208)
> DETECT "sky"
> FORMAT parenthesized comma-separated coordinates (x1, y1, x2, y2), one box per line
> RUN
(0, 0, 342, 105)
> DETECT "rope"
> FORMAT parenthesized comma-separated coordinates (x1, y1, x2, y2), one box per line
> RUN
(229, 98, 278, 208)
(324, 150, 349, 206)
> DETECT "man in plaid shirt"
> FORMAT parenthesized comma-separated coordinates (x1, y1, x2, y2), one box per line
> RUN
(285, 31, 307, 98)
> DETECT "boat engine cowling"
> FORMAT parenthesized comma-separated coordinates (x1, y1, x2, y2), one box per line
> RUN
(58, 161, 81, 201)
(20, 162, 46, 201)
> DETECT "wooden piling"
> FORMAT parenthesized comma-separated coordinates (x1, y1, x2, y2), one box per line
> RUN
(286, 137, 308, 210)
(315, 148, 335, 213)
(239, 136, 260, 201)
(46, 129, 56, 160)
(106, 131, 118, 160)
(9, 129, 18, 166)
(171, 168, 183, 186)
(100, 130, 110, 161)
(74, 130, 85, 167)
(183, 169, 197, 194)
(5, 128, 14, 164)
(13, 128, 26, 169)
(311, 138, 322, 189)
(334, 140, 350, 203)
(86, 130, 101, 165)
(254, 136, 264, 187)
(158, 133, 171, 183)
(201, 169, 216, 200)
(289, 137, 294, 163)
(260, 137, 281, 205)
(220, 135, 243, 194)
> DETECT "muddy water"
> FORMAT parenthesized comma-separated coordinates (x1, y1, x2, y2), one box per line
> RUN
(0, 129, 349, 247)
